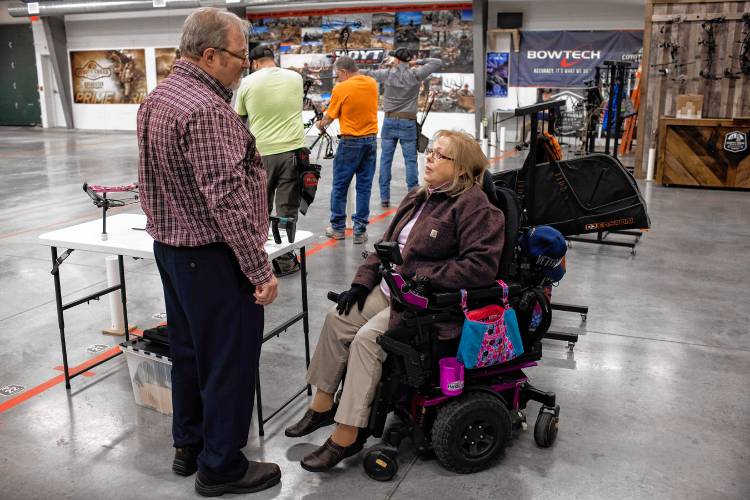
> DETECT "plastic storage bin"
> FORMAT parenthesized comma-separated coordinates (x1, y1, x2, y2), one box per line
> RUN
(121, 338, 173, 415)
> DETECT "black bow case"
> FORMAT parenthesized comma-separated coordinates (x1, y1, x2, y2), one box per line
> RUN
(493, 153, 651, 236)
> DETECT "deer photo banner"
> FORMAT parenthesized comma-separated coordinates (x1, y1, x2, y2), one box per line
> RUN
(155, 48, 180, 84)
(70, 49, 147, 104)
(249, 5, 475, 113)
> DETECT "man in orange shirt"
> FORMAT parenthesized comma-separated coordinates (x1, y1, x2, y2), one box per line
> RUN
(316, 56, 379, 244)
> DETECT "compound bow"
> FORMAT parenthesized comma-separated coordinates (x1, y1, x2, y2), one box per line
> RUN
(724, 13, 750, 79)
(650, 16, 694, 83)
(698, 16, 726, 81)
(302, 79, 336, 160)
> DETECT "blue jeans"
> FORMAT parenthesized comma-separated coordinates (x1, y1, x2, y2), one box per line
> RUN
(330, 135, 377, 234)
(379, 117, 419, 202)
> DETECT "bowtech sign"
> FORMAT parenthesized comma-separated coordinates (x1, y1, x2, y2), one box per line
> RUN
(526, 50, 603, 68)
(512, 30, 643, 87)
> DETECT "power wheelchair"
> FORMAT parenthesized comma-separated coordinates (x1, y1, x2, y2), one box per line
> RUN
(328, 171, 562, 481)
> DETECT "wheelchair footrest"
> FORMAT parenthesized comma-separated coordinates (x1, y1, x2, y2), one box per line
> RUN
(520, 383, 556, 408)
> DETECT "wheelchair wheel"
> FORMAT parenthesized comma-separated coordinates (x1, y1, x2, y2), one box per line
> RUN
(534, 406, 560, 448)
(363, 447, 398, 481)
(431, 392, 511, 474)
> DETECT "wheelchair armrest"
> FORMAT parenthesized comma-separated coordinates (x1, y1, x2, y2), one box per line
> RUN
(431, 282, 523, 307)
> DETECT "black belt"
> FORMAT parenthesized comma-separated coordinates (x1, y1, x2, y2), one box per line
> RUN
(385, 111, 417, 120)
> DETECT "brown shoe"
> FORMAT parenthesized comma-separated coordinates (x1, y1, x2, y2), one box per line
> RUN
(285, 405, 337, 438)
(325, 227, 345, 240)
(173, 444, 201, 476)
(194, 461, 281, 497)
(300, 435, 368, 472)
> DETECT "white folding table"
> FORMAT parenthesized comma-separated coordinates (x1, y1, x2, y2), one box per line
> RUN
(39, 213, 315, 435)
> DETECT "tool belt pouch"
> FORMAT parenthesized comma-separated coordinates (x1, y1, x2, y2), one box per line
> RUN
(416, 124, 429, 154)
(295, 147, 321, 215)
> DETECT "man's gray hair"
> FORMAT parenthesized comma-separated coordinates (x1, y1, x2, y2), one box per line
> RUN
(180, 7, 249, 59)
(333, 56, 359, 73)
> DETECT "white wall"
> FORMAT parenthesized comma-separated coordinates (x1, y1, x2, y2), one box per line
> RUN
(490, 0, 645, 31)
(64, 10, 188, 130)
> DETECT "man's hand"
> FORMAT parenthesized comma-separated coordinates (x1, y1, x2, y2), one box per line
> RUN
(254, 275, 278, 306)
(316, 115, 332, 132)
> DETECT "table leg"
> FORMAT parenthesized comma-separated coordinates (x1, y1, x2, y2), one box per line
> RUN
(300, 246, 311, 396)
(118, 255, 130, 342)
(51, 246, 71, 389)
(256, 366, 264, 436)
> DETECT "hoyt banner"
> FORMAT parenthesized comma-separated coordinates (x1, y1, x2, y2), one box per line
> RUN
(511, 30, 643, 87)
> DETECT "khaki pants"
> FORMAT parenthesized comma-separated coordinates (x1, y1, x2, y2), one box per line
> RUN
(306, 287, 390, 428)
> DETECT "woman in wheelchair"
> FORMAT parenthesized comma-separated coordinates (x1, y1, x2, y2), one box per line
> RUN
(285, 130, 506, 472)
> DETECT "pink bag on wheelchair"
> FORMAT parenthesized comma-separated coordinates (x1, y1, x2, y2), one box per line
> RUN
(456, 280, 524, 369)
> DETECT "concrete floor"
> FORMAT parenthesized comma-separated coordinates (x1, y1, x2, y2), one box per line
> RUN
(0, 126, 748, 500)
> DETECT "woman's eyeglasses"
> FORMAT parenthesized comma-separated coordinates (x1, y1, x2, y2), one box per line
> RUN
(425, 148, 454, 161)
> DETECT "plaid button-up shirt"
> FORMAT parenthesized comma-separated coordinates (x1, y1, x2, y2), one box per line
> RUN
(137, 60, 272, 285)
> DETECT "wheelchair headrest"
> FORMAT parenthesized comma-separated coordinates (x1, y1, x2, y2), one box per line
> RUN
(482, 170, 498, 205)
(483, 169, 521, 279)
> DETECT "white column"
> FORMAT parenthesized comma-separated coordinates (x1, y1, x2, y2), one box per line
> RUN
(102, 255, 133, 336)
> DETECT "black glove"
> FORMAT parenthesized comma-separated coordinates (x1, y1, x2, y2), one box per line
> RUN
(336, 284, 370, 315)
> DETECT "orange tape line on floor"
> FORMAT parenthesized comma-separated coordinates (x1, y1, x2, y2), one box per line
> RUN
(0, 208, 401, 413)
(0, 329, 144, 414)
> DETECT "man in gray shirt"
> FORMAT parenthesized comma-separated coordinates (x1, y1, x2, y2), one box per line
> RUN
(362, 48, 441, 207)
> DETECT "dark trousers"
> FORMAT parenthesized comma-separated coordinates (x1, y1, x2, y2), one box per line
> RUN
(153, 241, 263, 483)
(262, 150, 300, 272)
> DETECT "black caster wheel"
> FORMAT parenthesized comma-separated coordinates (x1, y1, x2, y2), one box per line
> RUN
(567, 342, 575, 352)
(363, 447, 398, 481)
(534, 405, 560, 448)
(581, 313, 587, 322)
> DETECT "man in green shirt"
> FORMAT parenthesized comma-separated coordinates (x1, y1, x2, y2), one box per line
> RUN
(236, 44, 306, 276)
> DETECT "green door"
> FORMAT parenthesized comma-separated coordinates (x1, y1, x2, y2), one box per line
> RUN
(0, 24, 41, 126)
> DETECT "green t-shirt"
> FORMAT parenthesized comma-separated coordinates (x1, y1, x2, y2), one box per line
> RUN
(235, 67, 305, 156)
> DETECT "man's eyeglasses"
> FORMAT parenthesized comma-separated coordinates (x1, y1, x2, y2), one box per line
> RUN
(425, 148, 454, 161)
(214, 47, 249, 61)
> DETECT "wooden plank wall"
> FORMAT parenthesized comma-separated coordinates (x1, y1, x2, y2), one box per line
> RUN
(634, 0, 750, 177)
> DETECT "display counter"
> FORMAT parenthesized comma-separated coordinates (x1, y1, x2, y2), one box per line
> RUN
(657, 117, 750, 188)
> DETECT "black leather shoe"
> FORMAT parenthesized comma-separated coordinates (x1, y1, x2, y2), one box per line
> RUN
(194, 461, 281, 497)
(173, 445, 201, 476)
(284, 405, 337, 438)
(300, 434, 368, 472)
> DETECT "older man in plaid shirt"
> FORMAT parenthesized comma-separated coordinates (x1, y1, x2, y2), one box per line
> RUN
(137, 8, 280, 497)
